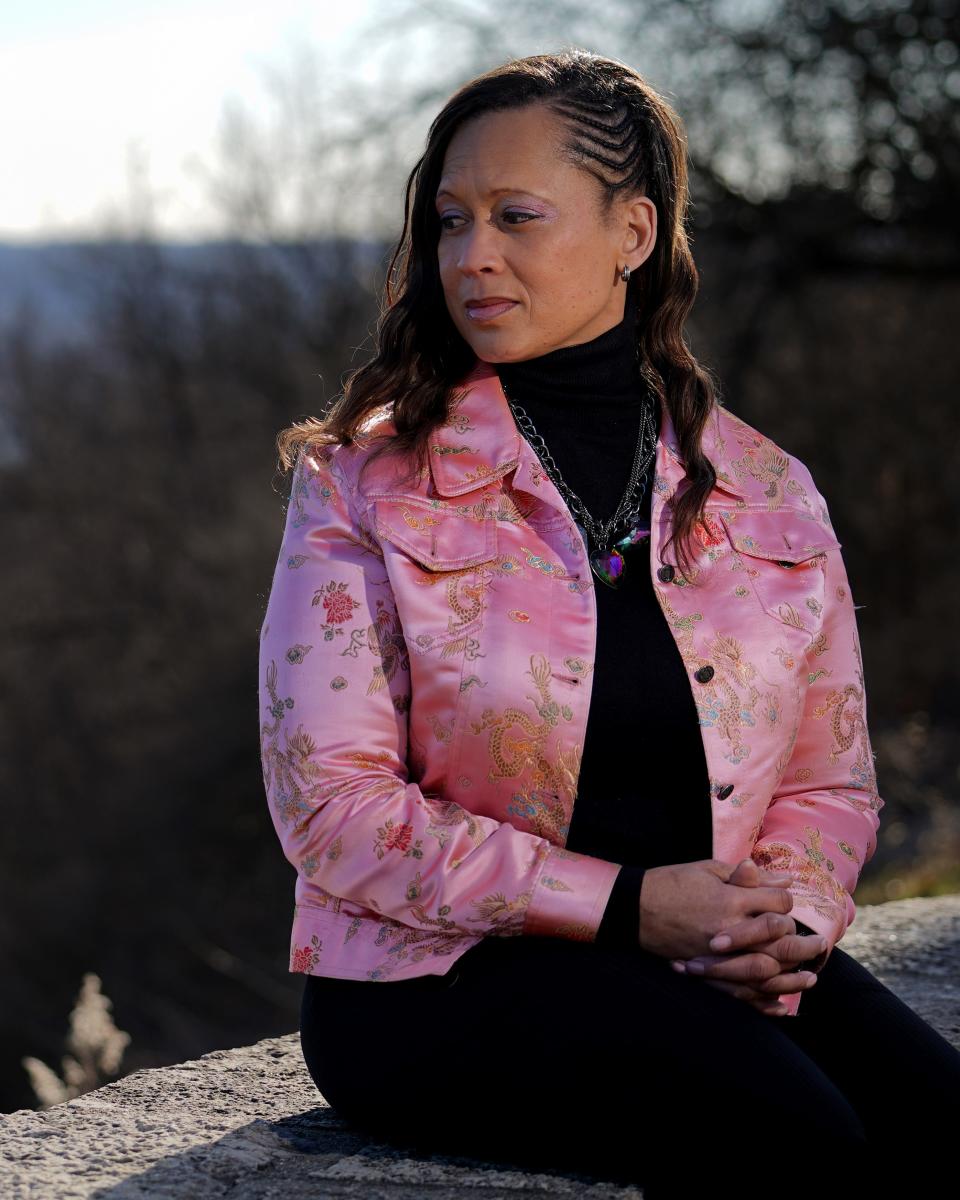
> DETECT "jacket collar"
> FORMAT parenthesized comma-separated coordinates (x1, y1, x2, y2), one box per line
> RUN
(427, 357, 750, 501)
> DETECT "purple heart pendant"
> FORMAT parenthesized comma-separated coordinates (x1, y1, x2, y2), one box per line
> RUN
(589, 520, 652, 588)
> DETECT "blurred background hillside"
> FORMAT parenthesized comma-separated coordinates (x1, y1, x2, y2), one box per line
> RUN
(2, 0, 958, 1114)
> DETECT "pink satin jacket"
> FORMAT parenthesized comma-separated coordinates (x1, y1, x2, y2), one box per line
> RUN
(258, 358, 883, 1016)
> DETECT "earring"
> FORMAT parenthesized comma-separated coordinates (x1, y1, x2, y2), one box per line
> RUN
(620, 264, 631, 282)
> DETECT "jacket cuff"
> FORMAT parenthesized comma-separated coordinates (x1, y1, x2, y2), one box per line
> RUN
(595, 865, 646, 947)
(522, 845, 624, 942)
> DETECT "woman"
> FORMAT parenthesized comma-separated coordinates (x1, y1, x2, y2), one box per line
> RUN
(258, 51, 960, 1198)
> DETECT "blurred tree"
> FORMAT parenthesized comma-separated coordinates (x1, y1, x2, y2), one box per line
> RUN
(335, 0, 960, 227)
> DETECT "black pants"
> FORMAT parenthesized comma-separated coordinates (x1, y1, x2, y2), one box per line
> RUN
(299, 933, 960, 1198)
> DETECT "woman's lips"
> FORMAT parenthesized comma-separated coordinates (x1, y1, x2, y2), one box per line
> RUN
(465, 300, 519, 321)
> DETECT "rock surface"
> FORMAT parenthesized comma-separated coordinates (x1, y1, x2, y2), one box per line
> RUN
(2, 896, 958, 1199)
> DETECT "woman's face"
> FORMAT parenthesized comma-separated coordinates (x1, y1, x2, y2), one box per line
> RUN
(435, 102, 656, 363)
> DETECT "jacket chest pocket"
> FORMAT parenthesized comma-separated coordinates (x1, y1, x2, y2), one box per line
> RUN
(716, 507, 840, 636)
(371, 496, 500, 654)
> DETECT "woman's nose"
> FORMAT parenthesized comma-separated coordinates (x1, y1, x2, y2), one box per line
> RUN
(456, 224, 504, 275)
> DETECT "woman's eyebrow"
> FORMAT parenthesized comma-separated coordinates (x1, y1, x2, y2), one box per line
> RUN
(435, 184, 549, 203)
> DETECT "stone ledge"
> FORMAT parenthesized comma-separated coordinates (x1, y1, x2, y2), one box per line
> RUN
(2, 896, 958, 1199)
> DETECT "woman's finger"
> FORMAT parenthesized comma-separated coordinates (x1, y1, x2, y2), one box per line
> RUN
(708, 923, 828, 964)
(673, 951, 818, 994)
(725, 859, 798, 889)
(698, 978, 788, 1016)
(670, 960, 793, 1015)
(699, 977, 764, 1002)
(707, 912, 795, 952)
(677, 950, 777, 981)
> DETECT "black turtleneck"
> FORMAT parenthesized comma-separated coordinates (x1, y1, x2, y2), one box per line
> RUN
(493, 291, 715, 948)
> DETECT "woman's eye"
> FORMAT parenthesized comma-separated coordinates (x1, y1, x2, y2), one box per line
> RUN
(438, 210, 537, 231)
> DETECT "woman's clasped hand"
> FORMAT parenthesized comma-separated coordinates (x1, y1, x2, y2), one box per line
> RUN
(638, 857, 828, 1017)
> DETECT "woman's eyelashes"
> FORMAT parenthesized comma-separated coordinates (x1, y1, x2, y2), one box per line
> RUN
(438, 209, 540, 231)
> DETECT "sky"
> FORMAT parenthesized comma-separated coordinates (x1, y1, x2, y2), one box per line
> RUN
(0, 1, 380, 241)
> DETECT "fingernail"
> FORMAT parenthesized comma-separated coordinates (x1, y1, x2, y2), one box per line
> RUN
(710, 934, 731, 949)
(670, 960, 686, 972)
(686, 961, 705, 974)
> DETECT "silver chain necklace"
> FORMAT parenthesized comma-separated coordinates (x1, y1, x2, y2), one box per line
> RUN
(498, 373, 659, 588)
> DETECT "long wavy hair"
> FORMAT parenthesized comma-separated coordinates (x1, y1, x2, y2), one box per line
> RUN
(276, 49, 724, 580)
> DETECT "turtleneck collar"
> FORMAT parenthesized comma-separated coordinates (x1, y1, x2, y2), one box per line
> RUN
(485, 287, 659, 531)
(493, 287, 644, 412)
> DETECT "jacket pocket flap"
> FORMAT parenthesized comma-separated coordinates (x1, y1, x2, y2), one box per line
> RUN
(372, 497, 498, 571)
(717, 508, 840, 565)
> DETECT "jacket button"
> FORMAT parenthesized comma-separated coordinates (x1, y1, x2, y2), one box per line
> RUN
(717, 783, 734, 800)
(694, 664, 714, 683)
(657, 564, 675, 582)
